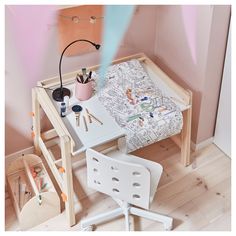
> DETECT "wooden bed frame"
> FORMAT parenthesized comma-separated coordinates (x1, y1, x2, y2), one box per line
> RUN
(32, 53, 192, 227)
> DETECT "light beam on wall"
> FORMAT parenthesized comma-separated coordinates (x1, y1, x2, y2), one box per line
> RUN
(7, 5, 57, 87)
(181, 6, 197, 65)
(99, 5, 135, 88)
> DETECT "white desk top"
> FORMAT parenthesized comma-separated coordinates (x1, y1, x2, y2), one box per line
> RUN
(47, 83, 126, 155)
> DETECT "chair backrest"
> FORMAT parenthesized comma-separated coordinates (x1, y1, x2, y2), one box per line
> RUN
(86, 149, 151, 209)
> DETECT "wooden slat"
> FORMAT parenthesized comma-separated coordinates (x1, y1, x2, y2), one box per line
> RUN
(60, 135, 76, 226)
(41, 129, 58, 141)
(32, 88, 41, 155)
(180, 90, 193, 166)
(143, 57, 191, 106)
(70, 139, 118, 164)
(38, 137, 63, 191)
(6, 178, 21, 219)
(22, 159, 39, 196)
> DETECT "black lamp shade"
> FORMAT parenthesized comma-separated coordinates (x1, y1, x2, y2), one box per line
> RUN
(52, 87, 71, 102)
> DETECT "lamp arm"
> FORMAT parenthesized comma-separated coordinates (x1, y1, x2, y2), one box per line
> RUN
(59, 39, 100, 93)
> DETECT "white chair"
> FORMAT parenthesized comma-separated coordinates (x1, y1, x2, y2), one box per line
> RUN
(80, 148, 173, 231)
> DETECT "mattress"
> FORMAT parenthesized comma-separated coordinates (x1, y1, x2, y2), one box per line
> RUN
(93, 59, 183, 152)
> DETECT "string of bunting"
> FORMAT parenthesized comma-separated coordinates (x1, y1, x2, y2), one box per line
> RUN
(59, 14, 104, 24)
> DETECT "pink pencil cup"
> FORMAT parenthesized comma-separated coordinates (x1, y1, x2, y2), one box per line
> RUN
(75, 80, 93, 101)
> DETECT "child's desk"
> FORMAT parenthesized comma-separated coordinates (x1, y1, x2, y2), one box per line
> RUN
(32, 53, 192, 227)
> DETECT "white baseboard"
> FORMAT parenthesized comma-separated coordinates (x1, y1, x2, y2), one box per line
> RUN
(191, 137, 214, 151)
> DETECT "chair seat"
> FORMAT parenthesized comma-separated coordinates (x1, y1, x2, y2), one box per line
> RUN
(106, 150, 163, 203)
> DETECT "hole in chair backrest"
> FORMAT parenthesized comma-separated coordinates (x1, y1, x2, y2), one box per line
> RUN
(111, 166, 119, 172)
(112, 188, 120, 193)
(133, 194, 141, 199)
(133, 182, 141, 188)
(94, 180, 101, 185)
(112, 177, 119, 182)
(93, 168, 98, 172)
(92, 157, 99, 162)
(132, 171, 141, 176)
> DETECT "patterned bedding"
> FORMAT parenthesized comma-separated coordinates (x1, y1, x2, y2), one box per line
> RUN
(93, 59, 183, 152)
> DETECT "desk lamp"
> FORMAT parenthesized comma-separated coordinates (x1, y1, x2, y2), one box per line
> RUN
(52, 39, 101, 102)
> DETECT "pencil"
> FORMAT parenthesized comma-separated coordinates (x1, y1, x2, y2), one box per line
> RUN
(86, 108, 92, 123)
(89, 113, 103, 125)
(83, 115, 88, 132)
(75, 112, 80, 126)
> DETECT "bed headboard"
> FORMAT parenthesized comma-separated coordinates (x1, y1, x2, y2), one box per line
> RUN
(57, 5, 103, 56)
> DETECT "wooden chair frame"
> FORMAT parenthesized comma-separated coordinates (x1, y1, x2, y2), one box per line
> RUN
(32, 53, 192, 227)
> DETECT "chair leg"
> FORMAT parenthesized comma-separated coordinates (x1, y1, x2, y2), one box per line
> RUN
(114, 199, 131, 231)
(124, 211, 130, 231)
(123, 204, 131, 231)
(81, 207, 123, 230)
(130, 207, 173, 230)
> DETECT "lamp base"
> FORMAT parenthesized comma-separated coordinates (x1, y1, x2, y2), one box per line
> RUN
(52, 87, 71, 102)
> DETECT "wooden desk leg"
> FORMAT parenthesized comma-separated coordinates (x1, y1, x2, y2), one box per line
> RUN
(60, 135, 76, 226)
(32, 88, 41, 156)
(180, 92, 192, 166)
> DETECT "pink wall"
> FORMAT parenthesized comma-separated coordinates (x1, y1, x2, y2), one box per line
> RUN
(154, 5, 230, 143)
(5, 5, 158, 155)
(197, 6, 231, 143)
(5, 5, 230, 155)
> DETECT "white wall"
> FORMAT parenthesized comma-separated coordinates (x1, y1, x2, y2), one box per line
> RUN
(214, 21, 231, 157)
